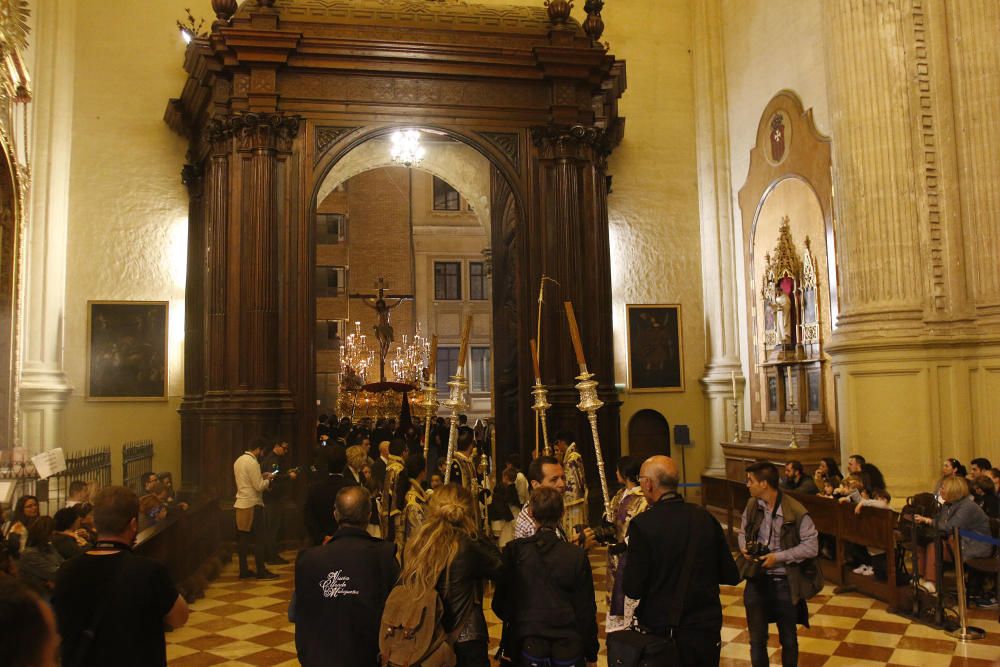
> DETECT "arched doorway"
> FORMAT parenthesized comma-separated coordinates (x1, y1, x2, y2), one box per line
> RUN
(627, 409, 670, 462)
(168, 0, 626, 502)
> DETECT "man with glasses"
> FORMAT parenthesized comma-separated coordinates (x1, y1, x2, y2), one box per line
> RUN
(260, 440, 298, 565)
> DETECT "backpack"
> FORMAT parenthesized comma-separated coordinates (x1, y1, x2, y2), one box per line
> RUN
(379, 583, 456, 667)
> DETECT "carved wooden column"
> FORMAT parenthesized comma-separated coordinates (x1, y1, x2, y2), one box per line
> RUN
(531, 125, 620, 520)
(205, 122, 231, 391)
(179, 163, 205, 494)
(233, 113, 298, 390)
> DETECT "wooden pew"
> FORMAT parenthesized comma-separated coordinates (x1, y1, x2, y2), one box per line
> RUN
(702, 474, 906, 609)
(135, 498, 227, 601)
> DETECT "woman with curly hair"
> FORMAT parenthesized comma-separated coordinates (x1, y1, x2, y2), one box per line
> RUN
(400, 483, 502, 666)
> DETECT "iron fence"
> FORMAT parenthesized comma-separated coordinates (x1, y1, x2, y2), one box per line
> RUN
(122, 440, 155, 495)
(0, 447, 112, 515)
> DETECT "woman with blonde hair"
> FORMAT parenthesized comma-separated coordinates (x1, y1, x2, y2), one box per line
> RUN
(913, 475, 991, 594)
(400, 483, 502, 666)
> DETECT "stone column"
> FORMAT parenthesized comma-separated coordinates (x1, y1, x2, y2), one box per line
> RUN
(19, 0, 75, 452)
(693, 0, 742, 474)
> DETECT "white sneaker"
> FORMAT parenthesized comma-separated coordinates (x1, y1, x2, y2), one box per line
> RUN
(862, 565, 875, 576)
(919, 579, 937, 594)
(852, 564, 868, 574)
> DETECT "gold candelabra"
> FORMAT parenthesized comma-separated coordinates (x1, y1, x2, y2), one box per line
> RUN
(419, 376, 438, 463)
(732, 399, 742, 443)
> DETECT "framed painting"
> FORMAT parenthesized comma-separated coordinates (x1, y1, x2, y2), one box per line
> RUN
(87, 301, 168, 401)
(626, 304, 685, 392)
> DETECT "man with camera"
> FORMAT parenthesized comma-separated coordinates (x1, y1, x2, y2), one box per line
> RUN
(739, 461, 822, 667)
(618, 456, 739, 666)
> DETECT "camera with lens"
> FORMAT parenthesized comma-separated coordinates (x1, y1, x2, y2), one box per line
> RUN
(744, 540, 771, 561)
(574, 522, 626, 554)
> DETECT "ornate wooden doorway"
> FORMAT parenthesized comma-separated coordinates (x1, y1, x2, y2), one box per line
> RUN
(166, 0, 626, 511)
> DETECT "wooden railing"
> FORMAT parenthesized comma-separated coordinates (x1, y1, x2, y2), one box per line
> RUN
(135, 498, 227, 601)
(702, 474, 907, 609)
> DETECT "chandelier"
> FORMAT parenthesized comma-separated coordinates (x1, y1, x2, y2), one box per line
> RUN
(389, 129, 425, 167)
(340, 321, 375, 384)
(390, 324, 431, 385)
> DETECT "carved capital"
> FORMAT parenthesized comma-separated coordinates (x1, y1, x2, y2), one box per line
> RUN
(206, 112, 301, 153)
(531, 124, 609, 161)
(181, 163, 204, 192)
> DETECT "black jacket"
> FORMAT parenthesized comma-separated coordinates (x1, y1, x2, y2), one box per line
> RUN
(437, 535, 503, 643)
(493, 528, 599, 662)
(260, 452, 294, 501)
(781, 475, 819, 495)
(624, 494, 740, 633)
(294, 527, 399, 667)
(303, 473, 358, 546)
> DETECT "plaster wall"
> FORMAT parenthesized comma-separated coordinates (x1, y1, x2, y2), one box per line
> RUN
(59, 0, 190, 482)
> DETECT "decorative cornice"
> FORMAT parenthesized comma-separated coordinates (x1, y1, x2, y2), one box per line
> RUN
(531, 124, 611, 160)
(205, 112, 300, 152)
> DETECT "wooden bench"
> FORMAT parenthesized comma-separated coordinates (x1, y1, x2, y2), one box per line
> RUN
(135, 498, 227, 601)
(702, 474, 907, 609)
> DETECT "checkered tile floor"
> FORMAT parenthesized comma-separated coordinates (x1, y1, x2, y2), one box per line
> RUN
(167, 549, 1000, 666)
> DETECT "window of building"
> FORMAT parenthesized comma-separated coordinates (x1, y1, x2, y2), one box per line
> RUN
(434, 261, 461, 300)
(315, 319, 347, 350)
(315, 266, 347, 297)
(433, 176, 461, 211)
(469, 262, 488, 301)
(470, 346, 491, 393)
(316, 213, 346, 244)
(436, 346, 460, 394)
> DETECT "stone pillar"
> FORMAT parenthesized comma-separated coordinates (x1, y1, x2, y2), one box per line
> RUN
(822, 0, 1000, 495)
(19, 0, 75, 452)
(692, 0, 742, 474)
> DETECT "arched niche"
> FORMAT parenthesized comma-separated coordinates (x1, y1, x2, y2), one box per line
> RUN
(726, 90, 839, 475)
(167, 0, 626, 509)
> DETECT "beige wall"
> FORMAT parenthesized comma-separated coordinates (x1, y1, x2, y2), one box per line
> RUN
(58, 0, 190, 482)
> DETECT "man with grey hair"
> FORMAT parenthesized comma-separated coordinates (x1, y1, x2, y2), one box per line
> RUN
(293, 486, 399, 667)
(621, 456, 739, 666)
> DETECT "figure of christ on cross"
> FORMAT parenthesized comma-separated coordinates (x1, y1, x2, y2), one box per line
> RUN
(349, 277, 414, 383)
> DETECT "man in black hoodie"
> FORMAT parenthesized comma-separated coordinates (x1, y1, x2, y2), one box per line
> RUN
(493, 486, 599, 666)
(624, 455, 740, 666)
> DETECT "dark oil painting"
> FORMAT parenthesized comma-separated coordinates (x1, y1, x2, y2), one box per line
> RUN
(88, 301, 168, 400)
(626, 304, 684, 392)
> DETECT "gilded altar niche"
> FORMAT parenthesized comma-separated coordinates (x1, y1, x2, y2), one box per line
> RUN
(724, 91, 839, 478)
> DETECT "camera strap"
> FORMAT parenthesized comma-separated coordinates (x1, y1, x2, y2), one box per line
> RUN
(760, 491, 783, 548)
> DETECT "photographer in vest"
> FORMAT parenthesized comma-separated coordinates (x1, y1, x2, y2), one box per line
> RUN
(738, 462, 822, 667)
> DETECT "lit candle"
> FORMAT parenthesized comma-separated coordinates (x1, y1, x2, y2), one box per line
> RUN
(731, 371, 737, 401)
(530, 338, 542, 382)
(564, 302, 587, 370)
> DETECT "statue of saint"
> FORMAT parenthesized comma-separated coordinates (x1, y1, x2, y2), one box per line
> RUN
(768, 277, 794, 345)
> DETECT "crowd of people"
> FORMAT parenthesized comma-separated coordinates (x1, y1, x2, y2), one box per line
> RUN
(1, 416, 997, 667)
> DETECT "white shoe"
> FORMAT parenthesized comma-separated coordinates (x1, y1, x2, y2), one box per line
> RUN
(919, 579, 937, 594)
(852, 564, 868, 574)
(862, 565, 875, 576)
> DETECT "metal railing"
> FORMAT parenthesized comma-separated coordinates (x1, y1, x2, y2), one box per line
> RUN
(0, 447, 112, 515)
(122, 440, 155, 495)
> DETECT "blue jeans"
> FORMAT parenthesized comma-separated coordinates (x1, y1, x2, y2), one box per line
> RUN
(744, 576, 798, 667)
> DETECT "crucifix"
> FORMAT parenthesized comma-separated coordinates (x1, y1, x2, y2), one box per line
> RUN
(349, 277, 414, 383)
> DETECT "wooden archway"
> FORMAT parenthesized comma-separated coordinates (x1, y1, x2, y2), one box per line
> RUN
(166, 0, 626, 510)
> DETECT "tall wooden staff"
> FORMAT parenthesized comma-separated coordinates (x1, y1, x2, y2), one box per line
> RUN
(443, 316, 472, 484)
(564, 302, 612, 522)
(420, 335, 439, 473)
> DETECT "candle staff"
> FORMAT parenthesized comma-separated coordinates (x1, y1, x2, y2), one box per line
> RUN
(563, 301, 613, 522)
(443, 316, 472, 484)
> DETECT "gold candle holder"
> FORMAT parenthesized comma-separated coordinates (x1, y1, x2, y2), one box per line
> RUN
(420, 379, 439, 463)
(531, 382, 552, 456)
(574, 370, 612, 522)
(732, 399, 742, 443)
(441, 368, 469, 484)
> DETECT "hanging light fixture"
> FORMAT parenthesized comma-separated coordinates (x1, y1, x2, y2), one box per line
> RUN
(389, 129, 425, 167)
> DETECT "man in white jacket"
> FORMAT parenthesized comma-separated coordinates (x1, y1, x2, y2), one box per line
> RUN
(234, 438, 277, 579)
